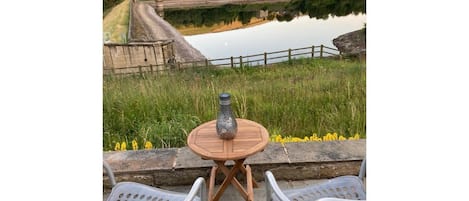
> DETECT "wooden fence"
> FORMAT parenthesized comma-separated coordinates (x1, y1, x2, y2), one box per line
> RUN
(103, 44, 340, 76)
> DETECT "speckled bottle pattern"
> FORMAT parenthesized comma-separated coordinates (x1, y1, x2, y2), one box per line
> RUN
(216, 93, 238, 140)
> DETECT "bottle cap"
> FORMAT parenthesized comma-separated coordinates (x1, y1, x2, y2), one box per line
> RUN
(219, 93, 231, 105)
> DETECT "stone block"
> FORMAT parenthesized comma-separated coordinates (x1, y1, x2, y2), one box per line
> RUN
(153, 168, 211, 186)
(104, 148, 178, 173)
(284, 139, 365, 163)
(174, 147, 214, 169)
(245, 143, 289, 165)
(103, 173, 154, 190)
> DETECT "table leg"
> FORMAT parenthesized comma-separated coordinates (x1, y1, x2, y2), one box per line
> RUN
(246, 165, 254, 201)
(208, 166, 218, 201)
(214, 161, 249, 200)
(212, 161, 244, 201)
(239, 163, 259, 188)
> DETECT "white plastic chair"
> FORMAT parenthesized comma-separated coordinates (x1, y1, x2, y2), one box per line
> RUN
(316, 198, 366, 201)
(265, 159, 366, 201)
(104, 161, 207, 201)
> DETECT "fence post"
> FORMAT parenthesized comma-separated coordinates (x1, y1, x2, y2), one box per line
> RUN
(138, 65, 143, 77)
(320, 45, 324, 58)
(150, 64, 153, 73)
(162, 45, 166, 69)
(312, 45, 315, 58)
(205, 59, 209, 68)
(107, 46, 115, 74)
(288, 48, 292, 63)
(239, 56, 243, 68)
(152, 45, 158, 67)
(264, 52, 267, 66)
(231, 56, 234, 68)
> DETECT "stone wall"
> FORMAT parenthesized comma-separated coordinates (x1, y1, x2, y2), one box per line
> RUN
(103, 41, 175, 74)
(103, 140, 366, 189)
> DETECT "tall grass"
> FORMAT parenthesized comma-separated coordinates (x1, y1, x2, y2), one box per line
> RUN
(103, 0, 129, 43)
(103, 58, 366, 151)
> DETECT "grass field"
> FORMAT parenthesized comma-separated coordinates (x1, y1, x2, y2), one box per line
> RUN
(103, 0, 129, 43)
(103, 58, 366, 151)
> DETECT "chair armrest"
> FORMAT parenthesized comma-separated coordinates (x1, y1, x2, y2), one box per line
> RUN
(103, 161, 116, 187)
(184, 177, 207, 201)
(265, 171, 290, 201)
(358, 159, 366, 180)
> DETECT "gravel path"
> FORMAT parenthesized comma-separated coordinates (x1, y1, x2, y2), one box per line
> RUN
(132, 1, 206, 62)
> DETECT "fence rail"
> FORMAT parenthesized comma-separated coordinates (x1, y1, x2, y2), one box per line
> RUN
(104, 44, 340, 76)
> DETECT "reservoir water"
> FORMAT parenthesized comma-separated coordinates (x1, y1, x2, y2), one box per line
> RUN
(184, 14, 365, 60)
(163, 0, 366, 61)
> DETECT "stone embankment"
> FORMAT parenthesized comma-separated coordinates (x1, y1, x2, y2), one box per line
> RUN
(131, 1, 206, 62)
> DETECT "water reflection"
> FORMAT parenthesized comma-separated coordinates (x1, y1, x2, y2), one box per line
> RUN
(164, 0, 365, 32)
(184, 14, 366, 61)
(163, 0, 366, 61)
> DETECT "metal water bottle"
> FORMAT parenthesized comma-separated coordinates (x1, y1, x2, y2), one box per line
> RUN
(216, 93, 238, 139)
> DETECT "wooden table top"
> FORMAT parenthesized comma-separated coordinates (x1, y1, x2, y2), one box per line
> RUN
(187, 118, 270, 161)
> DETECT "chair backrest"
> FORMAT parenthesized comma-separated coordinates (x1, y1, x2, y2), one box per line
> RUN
(265, 159, 366, 201)
(107, 182, 198, 201)
(281, 176, 366, 201)
(316, 198, 366, 201)
(103, 161, 206, 201)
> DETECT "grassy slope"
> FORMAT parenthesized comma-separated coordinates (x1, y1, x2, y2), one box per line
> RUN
(103, 0, 130, 43)
(103, 59, 366, 150)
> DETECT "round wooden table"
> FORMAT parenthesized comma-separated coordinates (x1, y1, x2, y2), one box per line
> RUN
(187, 118, 269, 201)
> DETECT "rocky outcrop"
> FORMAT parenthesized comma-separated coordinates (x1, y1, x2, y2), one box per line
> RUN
(332, 29, 366, 55)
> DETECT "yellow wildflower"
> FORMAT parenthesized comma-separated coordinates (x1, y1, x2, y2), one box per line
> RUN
(291, 137, 303, 142)
(310, 133, 322, 141)
(120, 142, 127, 151)
(355, 133, 361, 139)
(348, 133, 361, 140)
(114, 142, 120, 151)
(269, 132, 362, 143)
(275, 135, 282, 143)
(323, 133, 330, 141)
(144, 141, 153, 150)
(132, 139, 138, 150)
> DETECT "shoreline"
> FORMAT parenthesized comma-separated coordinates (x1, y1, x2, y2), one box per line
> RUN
(142, 0, 292, 9)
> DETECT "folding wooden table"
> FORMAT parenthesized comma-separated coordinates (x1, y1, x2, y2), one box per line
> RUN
(187, 118, 269, 201)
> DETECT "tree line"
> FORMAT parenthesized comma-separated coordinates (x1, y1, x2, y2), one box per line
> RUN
(104, 0, 125, 12)
(164, 0, 365, 27)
